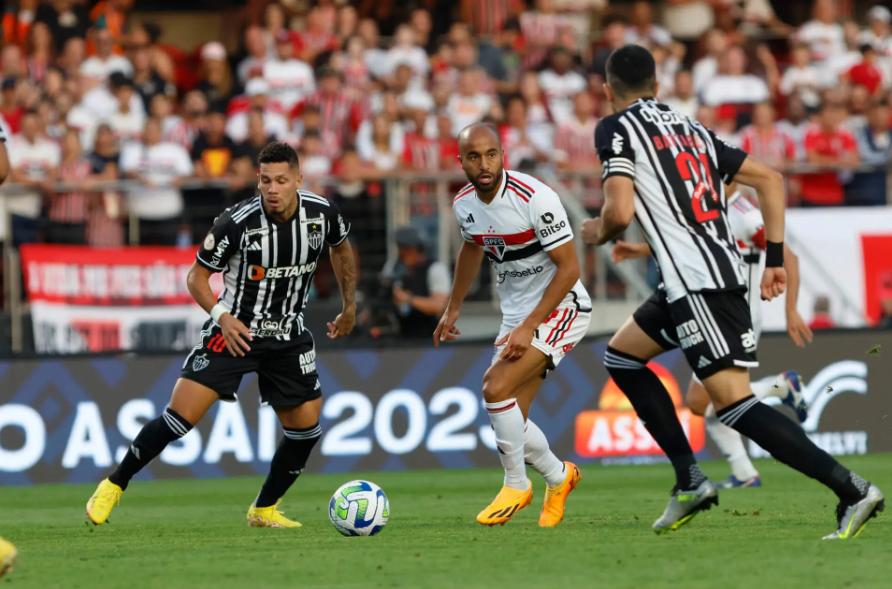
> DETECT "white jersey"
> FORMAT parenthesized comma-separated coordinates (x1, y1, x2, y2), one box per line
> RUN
(452, 169, 591, 328)
(727, 191, 766, 337)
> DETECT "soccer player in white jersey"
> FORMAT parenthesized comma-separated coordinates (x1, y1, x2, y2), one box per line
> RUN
(611, 181, 814, 488)
(582, 45, 882, 540)
(434, 123, 592, 527)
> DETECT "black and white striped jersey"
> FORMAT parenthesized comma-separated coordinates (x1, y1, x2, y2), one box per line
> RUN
(196, 191, 350, 339)
(595, 97, 749, 302)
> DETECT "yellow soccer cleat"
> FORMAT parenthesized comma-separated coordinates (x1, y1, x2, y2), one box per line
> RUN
(86, 478, 124, 526)
(476, 482, 533, 526)
(539, 461, 582, 528)
(247, 501, 303, 528)
(0, 537, 17, 579)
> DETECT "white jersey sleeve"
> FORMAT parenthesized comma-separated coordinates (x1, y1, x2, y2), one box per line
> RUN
(528, 184, 573, 252)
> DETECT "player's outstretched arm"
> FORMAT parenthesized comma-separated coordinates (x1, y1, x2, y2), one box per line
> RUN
(612, 239, 652, 263)
(498, 240, 580, 361)
(783, 244, 813, 347)
(580, 175, 635, 246)
(187, 262, 252, 357)
(434, 240, 484, 346)
(327, 239, 357, 339)
(733, 157, 787, 301)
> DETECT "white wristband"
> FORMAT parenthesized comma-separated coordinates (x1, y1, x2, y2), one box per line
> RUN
(210, 303, 229, 324)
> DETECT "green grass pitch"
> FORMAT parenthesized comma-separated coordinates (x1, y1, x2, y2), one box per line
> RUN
(1, 455, 891, 588)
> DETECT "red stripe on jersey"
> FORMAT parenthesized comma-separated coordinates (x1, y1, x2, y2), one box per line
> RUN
(453, 184, 474, 202)
(507, 185, 529, 202)
(487, 400, 517, 413)
(552, 310, 578, 345)
(470, 228, 536, 245)
(509, 175, 535, 193)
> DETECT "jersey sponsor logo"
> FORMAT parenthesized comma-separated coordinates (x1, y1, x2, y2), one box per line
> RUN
(611, 132, 624, 155)
(209, 235, 230, 267)
(740, 329, 757, 353)
(640, 107, 687, 126)
(482, 236, 507, 260)
(307, 222, 324, 249)
(676, 320, 704, 349)
(496, 265, 544, 284)
(539, 219, 567, 239)
(299, 348, 316, 374)
(203, 233, 215, 250)
(244, 227, 269, 237)
(253, 317, 293, 338)
(192, 353, 210, 372)
(248, 261, 318, 281)
(541, 212, 554, 224)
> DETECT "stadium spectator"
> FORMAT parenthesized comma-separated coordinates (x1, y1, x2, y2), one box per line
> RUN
(846, 84, 872, 131)
(823, 21, 865, 86)
(777, 94, 811, 162)
(291, 102, 339, 160)
(357, 112, 402, 173)
(589, 15, 627, 82)
(843, 44, 887, 96)
(408, 7, 434, 54)
(88, 123, 120, 178)
(358, 18, 389, 80)
(237, 24, 268, 85)
(554, 91, 598, 172)
(107, 74, 145, 142)
(226, 78, 289, 143)
(383, 225, 450, 339)
(651, 43, 682, 97)
(299, 4, 338, 64)
(700, 45, 770, 127)
(191, 105, 239, 185)
(402, 93, 439, 171)
(332, 35, 371, 95)
(129, 40, 174, 111)
(80, 27, 132, 80)
(446, 68, 493, 134)
(500, 94, 550, 168)
(119, 117, 192, 245)
(780, 43, 823, 110)
(35, 0, 91, 53)
(336, 4, 360, 46)
(738, 102, 795, 171)
(331, 148, 384, 271)
(296, 66, 361, 156)
(58, 36, 85, 79)
(25, 21, 54, 83)
(85, 122, 125, 247)
(8, 109, 60, 244)
(263, 29, 315, 111)
(164, 89, 206, 149)
(809, 295, 836, 330)
(0, 44, 25, 80)
(520, 0, 573, 69)
(235, 109, 275, 169)
(663, 69, 697, 119)
(89, 0, 134, 49)
(624, 1, 672, 48)
(538, 47, 586, 125)
(261, 1, 294, 57)
(846, 100, 891, 206)
(45, 128, 98, 244)
(663, 0, 714, 41)
(384, 23, 429, 81)
(197, 41, 238, 107)
(692, 29, 727, 93)
(0, 78, 23, 134)
(459, 0, 520, 37)
(860, 5, 892, 56)
(801, 100, 859, 207)
(477, 18, 522, 94)
(297, 130, 331, 194)
(797, 0, 845, 63)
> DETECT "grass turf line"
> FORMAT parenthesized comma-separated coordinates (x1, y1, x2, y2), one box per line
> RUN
(1, 455, 890, 589)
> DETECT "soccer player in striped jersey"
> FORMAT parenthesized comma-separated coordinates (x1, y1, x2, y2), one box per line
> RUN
(581, 45, 883, 539)
(611, 181, 813, 488)
(86, 142, 357, 528)
(435, 123, 591, 527)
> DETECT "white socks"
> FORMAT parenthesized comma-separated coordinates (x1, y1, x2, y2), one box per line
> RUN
(485, 398, 529, 490)
(524, 419, 566, 488)
(751, 373, 789, 400)
(705, 407, 759, 481)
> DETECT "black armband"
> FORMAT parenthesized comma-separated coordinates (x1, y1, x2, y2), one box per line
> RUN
(765, 241, 784, 268)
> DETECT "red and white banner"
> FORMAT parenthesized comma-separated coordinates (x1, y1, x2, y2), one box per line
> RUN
(20, 245, 219, 353)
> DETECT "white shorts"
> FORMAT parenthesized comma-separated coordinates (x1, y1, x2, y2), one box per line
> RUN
(493, 304, 591, 370)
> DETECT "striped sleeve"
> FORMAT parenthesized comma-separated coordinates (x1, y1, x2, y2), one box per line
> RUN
(594, 115, 635, 181)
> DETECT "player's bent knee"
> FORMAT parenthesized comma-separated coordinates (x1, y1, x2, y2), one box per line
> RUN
(481, 371, 511, 403)
(686, 381, 710, 416)
(168, 378, 220, 425)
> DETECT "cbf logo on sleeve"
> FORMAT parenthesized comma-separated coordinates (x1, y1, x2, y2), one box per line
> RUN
(482, 236, 507, 261)
(307, 222, 324, 249)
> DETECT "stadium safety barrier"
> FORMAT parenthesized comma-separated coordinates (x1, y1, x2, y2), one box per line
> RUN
(1, 329, 889, 485)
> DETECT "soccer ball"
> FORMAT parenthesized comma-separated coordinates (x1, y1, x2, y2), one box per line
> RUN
(328, 480, 390, 536)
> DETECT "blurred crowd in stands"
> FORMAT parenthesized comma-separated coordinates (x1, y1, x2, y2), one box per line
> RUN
(1, 0, 892, 333)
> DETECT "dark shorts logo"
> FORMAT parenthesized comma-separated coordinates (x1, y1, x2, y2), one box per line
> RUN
(483, 236, 507, 260)
(192, 353, 210, 372)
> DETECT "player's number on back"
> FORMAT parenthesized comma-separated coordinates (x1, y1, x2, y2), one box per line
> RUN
(675, 152, 719, 224)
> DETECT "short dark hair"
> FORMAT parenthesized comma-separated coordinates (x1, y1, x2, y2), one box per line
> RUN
(606, 44, 656, 98)
(258, 141, 300, 169)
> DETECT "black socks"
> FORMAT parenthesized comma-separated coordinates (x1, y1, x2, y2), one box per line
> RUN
(109, 407, 193, 490)
(254, 423, 322, 508)
(605, 347, 705, 490)
(717, 395, 866, 502)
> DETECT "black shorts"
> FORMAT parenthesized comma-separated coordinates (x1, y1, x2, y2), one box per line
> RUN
(181, 320, 322, 408)
(633, 290, 758, 379)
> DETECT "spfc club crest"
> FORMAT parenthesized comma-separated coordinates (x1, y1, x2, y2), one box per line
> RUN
(307, 223, 323, 249)
(192, 353, 210, 372)
(483, 235, 507, 260)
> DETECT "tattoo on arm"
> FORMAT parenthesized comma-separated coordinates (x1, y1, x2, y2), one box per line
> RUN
(332, 244, 357, 308)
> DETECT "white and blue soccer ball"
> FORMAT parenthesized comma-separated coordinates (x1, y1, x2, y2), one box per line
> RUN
(328, 480, 390, 536)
